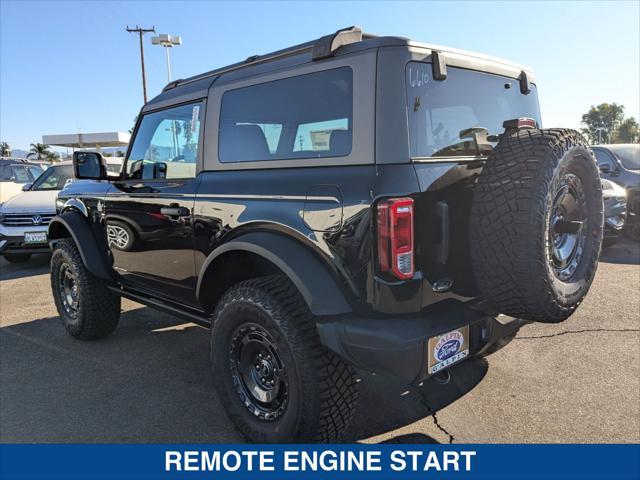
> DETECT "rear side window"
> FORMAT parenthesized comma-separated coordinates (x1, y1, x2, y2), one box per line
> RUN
(406, 62, 541, 158)
(219, 67, 353, 163)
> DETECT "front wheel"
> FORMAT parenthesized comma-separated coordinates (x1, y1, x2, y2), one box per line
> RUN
(51, 239, 121, 340)
(210, 275, 359, 443)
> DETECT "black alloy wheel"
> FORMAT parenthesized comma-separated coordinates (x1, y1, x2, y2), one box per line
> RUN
(547, 173, 588, 281)
(229, 323, 289, 421)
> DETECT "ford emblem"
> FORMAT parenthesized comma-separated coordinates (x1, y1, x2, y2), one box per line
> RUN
(434, 330, 464, 362)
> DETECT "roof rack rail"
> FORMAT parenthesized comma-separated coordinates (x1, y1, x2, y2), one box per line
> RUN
(312, 26, 363, 61)
(162, 26, 369, 93)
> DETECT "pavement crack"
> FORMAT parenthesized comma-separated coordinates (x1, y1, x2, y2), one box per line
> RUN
(516, 327, 640, 340)
(411, 384, 455, 444)
(427, 410, 455, 444)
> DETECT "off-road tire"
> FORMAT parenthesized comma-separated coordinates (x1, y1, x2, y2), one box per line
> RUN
(210, 274, 359, 443)
(51, 238, 120, 340)
(470, 129, 603, 323)
(3, 253, 31, 263)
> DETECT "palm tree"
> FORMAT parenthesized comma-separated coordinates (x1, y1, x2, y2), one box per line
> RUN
(0, 142, 11, 157)
(27, 143, 53, 161)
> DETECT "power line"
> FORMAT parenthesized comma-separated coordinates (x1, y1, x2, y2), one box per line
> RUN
(126, 25, 156, 103)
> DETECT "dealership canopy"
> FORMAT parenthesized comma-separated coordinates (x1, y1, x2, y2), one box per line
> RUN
(42, 132, 131, 151)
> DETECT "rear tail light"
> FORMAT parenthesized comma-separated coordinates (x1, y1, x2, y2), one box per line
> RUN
(502, 117, 538, 131)
(377, 197, 414, 280)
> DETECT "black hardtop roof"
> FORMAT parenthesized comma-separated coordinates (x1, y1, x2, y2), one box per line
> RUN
(143, 26, 532, 111)
(144, 28, 411, 110)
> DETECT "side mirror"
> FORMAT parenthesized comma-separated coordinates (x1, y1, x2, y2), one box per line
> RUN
(73, 151, 107, 180)
(599, 164, 611, 174)
(21, 183, 32, 191)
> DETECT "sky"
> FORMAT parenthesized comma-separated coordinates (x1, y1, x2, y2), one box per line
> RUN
(1, 0, 639, 152)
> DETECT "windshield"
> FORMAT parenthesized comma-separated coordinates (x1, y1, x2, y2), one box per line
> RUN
(27, 165, 44, 178)
(406, 62, 541, 158)
(31, 165, 74, 191)
(611, 145, 640, 170)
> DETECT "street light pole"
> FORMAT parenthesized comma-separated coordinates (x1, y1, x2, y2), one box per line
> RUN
(151, 34, 183, 157)
(164, 47, 172, 83)
(151, 34, 182, 83)
(126, 25, 156, 103)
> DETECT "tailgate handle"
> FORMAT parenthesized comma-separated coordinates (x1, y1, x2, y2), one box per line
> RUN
(435, 201, 449, 264)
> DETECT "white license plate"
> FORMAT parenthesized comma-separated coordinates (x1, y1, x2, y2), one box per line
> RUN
(24, 232, 48, 244)
(427, 325, 470, 375)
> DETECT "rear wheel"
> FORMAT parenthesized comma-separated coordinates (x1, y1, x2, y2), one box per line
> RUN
(3, 253, 31, 263)
(51, 239, 121, 340)
(470, 129, 603, 323)
(210, 274, 359, 443)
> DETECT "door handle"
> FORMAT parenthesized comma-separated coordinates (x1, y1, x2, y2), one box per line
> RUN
(160, 206, 190, 217)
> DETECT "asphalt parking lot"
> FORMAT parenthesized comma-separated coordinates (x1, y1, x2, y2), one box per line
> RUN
(1, 242, 639, 444)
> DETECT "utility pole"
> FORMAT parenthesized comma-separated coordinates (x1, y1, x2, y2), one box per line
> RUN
(126, 25, 155, 103)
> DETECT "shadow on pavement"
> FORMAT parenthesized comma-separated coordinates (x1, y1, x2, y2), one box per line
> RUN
(600, 240, 640, 265)
(0, 306, 487, 444)
(349, 358, 488, 443)
(0, 254, 50, 281)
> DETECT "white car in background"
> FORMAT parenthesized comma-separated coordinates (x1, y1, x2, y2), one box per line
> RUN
(0, 159, 45, 203)
(0, 161, 74, 263)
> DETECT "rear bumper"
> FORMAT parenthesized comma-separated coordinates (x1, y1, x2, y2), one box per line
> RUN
(317, 300, 526, 382)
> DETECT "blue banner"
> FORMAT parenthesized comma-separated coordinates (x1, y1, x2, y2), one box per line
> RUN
(1, 444, 639, 480)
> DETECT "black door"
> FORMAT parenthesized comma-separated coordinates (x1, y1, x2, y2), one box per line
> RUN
(104, 101, 204, 306)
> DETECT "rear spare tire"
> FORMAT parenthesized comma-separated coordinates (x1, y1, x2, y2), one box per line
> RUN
(470, 129, 603, 322)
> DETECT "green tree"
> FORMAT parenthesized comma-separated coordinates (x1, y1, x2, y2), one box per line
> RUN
(0, 142, 11, 156)
(580, 103, 625, 144)
(27, 143, 53, 161)
(614, 117, 639, 143)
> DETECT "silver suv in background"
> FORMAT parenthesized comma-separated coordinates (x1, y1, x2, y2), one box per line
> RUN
(0, 162, 74, 262)
(593, 144, 640, 240)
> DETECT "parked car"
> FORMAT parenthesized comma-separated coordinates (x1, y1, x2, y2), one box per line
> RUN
(592, 144, 640, 240)
(601, 178, 627, 247)
(0, 158, 44, 203)
(0, 161, 73, 262)
(49, 27, 604, 443)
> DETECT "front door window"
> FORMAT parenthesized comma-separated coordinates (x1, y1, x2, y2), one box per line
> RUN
(127, 101, 204, 180)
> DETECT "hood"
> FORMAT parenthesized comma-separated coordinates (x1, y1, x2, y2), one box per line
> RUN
(0, 190, 59, 214)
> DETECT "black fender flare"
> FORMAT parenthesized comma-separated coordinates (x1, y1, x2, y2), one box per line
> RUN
(196, 232, 352, 316)
(48, 211, 113, 280)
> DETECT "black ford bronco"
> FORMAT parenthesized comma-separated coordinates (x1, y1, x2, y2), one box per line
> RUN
(49, 27, 603, 443)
